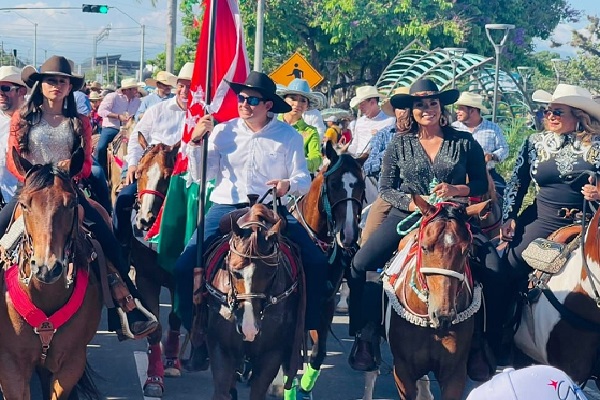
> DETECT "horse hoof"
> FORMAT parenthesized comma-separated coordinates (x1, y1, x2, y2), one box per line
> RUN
(164, 358, 181, 377)
(143, 376, 164, 398)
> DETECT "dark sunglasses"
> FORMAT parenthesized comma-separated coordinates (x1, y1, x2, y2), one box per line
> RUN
(237, 94, 265, 106)
(0, 85, 19, 93)
(544, 109, 566, 117)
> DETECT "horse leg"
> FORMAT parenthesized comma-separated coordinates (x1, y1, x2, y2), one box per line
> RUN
(163, 310, 182, 377)
(437, 364, 468, 400)
(0, 360, 33, 399)
(144, 342, 165, 397)
(210, 344, 238, 400)
(415, 376, 433, 400)
(362, 370, 378, 400)
(393, 363, 417, 400)
(49, 354, 87, 400)
(336, 280, 349, 313)
(250, 350, 285, 400)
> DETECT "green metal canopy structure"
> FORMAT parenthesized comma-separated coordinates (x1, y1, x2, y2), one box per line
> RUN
(376, 47, 532, 121)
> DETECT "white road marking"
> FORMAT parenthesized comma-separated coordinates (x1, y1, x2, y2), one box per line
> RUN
(134, 350, 155, 400)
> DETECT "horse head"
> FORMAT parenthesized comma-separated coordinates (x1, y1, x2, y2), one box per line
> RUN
(475, 171, 503, 240)
(320, 140, 365, 248)
(228, 204, 284, 342)
(134, 132, 180, 231)
(12, 147, 82, 285)
(412, 195, 485, 331)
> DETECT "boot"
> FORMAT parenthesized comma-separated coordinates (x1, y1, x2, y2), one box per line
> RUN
(108, 273, 158, 340)
(467, 312, 496, 381)
(348, 322, 380, 372)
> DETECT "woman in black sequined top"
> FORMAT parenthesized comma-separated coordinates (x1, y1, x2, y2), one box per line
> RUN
(501, 84, 600, 280)
(347, 79, 493, 373)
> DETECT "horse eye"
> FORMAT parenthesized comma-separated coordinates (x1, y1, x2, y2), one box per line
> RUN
(420, 245, 430, 254)
(19, 202, 29, 212)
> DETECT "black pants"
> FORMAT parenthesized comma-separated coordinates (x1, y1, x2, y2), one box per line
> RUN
(0, 186, 20, 236)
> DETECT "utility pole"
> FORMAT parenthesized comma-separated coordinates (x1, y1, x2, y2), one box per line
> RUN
(165, 0, 176, 73)
(253, 0, 265, 71)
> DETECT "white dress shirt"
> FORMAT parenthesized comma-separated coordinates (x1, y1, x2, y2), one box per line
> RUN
(303, 108, 326, 140)
(187, 117, 311, 205)
(126, 97, 185, 167)
(347, 110, 395, 156)
(0, 111, 18, 202)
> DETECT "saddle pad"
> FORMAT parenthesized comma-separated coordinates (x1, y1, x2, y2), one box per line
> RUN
(0, 215, 24, 254)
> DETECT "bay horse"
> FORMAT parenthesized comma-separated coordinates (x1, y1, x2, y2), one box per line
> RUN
(288, 139, 365, 397)
(106, 120, 134, 205)
(0, 148, 102, 399)
(513, 172, 600, 385)
(206, 203, 304, 400)
(128, 133, 182, 397)
(384, 195, 488, 400)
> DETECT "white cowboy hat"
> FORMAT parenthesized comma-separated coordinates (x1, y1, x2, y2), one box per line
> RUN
(88, 91, 103, 101)
(381, 86, 410, 116)
(532, 84, 600, 121)
(466, 365, 587, 400)
(276, 78, 322, 110)
(350, 85, 384, 108)
(177, 62, 194, 82)
(0, 66, 26, 87)
(120, 77, 139, 90)
(455, 92, 490, 114)
(145, 71, 177, 88)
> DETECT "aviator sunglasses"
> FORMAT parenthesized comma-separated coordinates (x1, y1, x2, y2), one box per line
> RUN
(544, 109, 567, 117)
(237, 94, 265, 106)
(0, 85, 19, 93)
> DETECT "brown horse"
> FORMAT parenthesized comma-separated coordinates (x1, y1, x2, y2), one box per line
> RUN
(128, 133, 182, 397)
(475, 171, 502, 241)
(0, 149, 102, 399)
(206, 203, 303, 400)
(384, 196, 488, 400)
(107, 120, 134, 205)
(289, 140, 365, 396)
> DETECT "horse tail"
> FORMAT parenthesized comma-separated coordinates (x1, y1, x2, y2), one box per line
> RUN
(69, 362, 101, 400)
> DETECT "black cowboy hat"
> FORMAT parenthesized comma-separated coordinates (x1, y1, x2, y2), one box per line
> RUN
(21, 55, 85, 91)
(226, 71, 291, 114)
(390, 78, 459, 110)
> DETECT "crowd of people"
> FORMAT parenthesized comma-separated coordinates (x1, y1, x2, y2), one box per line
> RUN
(1, 53, 600, 397)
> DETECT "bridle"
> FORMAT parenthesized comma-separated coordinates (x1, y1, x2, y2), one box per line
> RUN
(134, 144, 167, 209)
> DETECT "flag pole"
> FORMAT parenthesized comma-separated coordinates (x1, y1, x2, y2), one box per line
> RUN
(195, 0, 218, 271)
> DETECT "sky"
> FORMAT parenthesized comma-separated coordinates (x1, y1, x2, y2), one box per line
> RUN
(0, 0, 598, 73)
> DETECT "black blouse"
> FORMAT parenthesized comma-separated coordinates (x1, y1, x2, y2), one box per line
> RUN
(379, 127, 488, 211)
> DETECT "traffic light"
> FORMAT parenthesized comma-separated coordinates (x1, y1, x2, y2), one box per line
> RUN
(82, 4, 109, 14)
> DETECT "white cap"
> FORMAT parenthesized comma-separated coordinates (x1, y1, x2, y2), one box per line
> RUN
(467, 366, 587, 400)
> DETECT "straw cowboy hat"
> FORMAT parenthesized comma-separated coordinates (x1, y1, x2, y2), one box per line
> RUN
(21, 55, 84, 91)
(89, 81, 102, 91)
(390, 78, 460, 109)
(466, 365, 587, 400)
(455, 92, 490, 114)
(119, 77, 139, 90)
(0, 66, 26, 87)
(276, 78, 322, 110)
(177, 62, 194, 81)
(532, 84, 600, 121)
(350, 85, 385, 108)
(381, 86, 410, 116)
(89, 91, 103, 101)
(145, 71, 177, 88)
(226, 71, 291, 114)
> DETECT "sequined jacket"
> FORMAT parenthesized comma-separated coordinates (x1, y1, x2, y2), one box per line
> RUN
(502, 130, 600, 221)
(7, 111, 93, 182)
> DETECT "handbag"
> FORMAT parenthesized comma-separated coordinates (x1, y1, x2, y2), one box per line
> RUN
(522, 238, 568, 274)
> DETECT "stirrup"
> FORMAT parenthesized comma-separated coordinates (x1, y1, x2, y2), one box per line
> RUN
(116, 299, 158, 340)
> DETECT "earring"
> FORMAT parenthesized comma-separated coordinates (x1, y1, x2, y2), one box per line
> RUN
(440, 115, 448, 127)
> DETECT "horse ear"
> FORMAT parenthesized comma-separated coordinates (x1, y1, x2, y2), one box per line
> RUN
(412, 194, 435, 216)
(137, 132, 149, 150)
(12, 147, 33, 177)
(466, 199, 491, 218)
(170, 140, 181, 154)
(267, 219, 283, 239)
(324, 140, 338, 165)
(68, 147, 85, 178)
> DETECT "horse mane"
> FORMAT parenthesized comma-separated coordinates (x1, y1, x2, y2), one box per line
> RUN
(20, 163, 71, 195)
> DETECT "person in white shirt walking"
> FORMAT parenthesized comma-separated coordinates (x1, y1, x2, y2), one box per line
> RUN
(172, 72, 328, 340)
(0, 66, 26, 206)
(347, 85, 395, 157)
(113, 63, 193, 245)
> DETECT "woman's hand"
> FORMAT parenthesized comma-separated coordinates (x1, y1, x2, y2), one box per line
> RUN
(126, 165, 137, 185)
(500, 218, 516, 241)
(581, 176, 600, 201)
(433, 182, 459, 198)
(190, 115, 214, 144)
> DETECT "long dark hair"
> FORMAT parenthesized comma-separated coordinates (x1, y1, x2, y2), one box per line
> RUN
(15, 78, 83, 154)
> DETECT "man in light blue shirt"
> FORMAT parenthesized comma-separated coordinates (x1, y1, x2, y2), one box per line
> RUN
(452, 92, 509, 195)
(135, 70, 176, 121)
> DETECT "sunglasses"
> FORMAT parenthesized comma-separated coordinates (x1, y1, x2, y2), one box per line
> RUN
(0, 85, 19, 93)
(545, 109, 567, 117)
(237, 94, 265, 106)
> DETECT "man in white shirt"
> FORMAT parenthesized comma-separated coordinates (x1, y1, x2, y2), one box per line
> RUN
(134, 70, 176, 121)
(113, 63, 193, 244)
(0, 66, 26, 205)
(347, 85, 395, 157)
(172, 72, 328, 342)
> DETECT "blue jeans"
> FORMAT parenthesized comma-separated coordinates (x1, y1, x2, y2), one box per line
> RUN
(113, 182, 137, 244)
(97, 127, 120, 177)
(174, 203, 328, 331)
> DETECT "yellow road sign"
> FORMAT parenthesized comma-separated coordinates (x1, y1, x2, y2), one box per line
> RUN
(269, 52, 324, 88)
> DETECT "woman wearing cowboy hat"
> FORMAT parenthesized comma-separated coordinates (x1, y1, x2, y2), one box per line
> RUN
(347, 79, 498, 375)
(277, 78, 323, 174)
(2, 55, 158, 340)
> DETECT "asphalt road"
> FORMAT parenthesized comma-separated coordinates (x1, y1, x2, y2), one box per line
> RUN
(16, 287, 600, 399)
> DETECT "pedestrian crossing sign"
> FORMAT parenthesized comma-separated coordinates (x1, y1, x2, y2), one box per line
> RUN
(269, 52, 324, 88)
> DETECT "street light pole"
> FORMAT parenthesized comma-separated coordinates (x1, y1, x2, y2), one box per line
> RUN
(516, 66, 532, 94)
(4, 11, 37, 66)
(93, 25, 111, 75)
(444, 47, 466, 89)
(253, 0, 265, 72)
(485, 23, 515, 123)
(111, 7, 145, 80)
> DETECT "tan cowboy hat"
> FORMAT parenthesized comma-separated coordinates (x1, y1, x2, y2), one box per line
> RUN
(381, 86, 410, 116)
(177, 62, 194, 82)
(89, 91, 103, 101)
(119, 77, 139, 90)
(454, 92, 489, 114)
(532, 84, 600, 121)
(21, 55, 84, 91)
(390, 79, 459, 109)
(276, 78, 322, 110)
(89, 81, 102, 90)
(145, 71, 176, 88)
(0, 66, 26, 87)
(350, 85, 385, 108)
